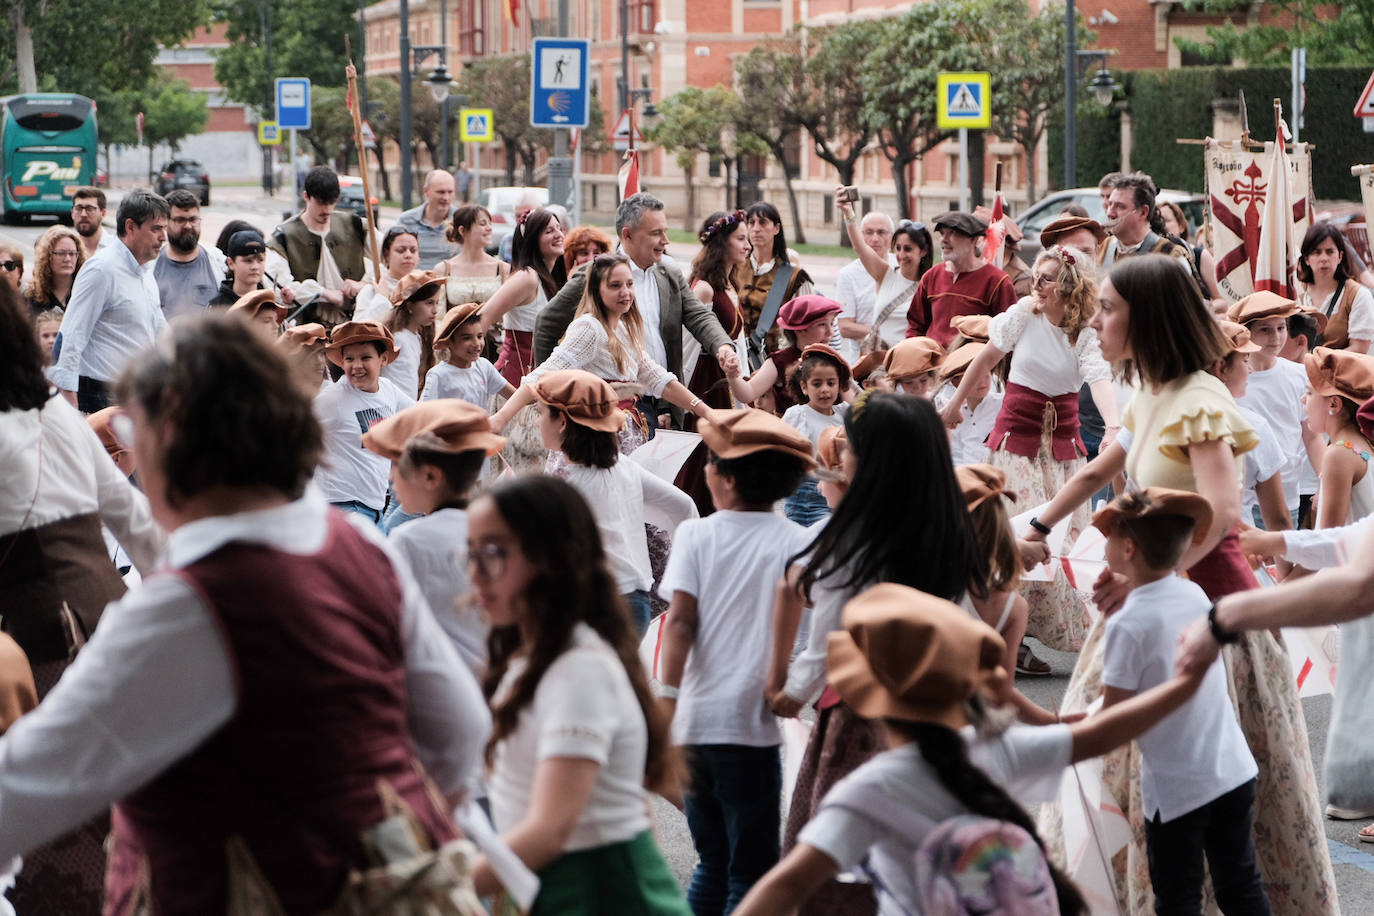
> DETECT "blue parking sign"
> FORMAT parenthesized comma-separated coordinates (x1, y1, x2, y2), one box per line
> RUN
(530, 38, 590, 129)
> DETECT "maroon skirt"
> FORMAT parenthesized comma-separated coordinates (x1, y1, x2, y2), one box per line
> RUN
(494, 329, 535, 388)
(1186, 527, 1258, 600)
(986, 382, 1084, 461)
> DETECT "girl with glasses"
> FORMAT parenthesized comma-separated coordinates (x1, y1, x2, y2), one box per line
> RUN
(25, 226, 84, 316)
(465, 475, 690, 915)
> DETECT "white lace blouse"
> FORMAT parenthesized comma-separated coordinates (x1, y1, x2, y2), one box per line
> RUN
(523, 314, 674, 397)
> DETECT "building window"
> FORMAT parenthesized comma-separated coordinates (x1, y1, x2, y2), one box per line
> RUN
(460, 0, 486, 56)
(782, 131, 800, 179)
(626, 0, 654, 34)
(1180, 45, 1229, 67)
(708, 153, 721, 178)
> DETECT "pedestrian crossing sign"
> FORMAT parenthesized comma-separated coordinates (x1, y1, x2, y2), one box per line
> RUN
(460, 108, 494, 143)
(937, 72, 991, 129)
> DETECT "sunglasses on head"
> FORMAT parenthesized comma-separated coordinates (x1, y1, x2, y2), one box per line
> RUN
(896, 220, 926, 232)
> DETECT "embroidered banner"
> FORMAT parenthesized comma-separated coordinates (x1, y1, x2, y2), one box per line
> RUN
(1205, 138, 1312, 302)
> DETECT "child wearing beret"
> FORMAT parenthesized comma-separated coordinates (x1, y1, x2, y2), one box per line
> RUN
(421, 301, 515, 407)
(734, 581, 1210, 916)
(727, 295, 843, 415)
(362, 400, 508, 674)
(1302, 346, 1374, 529)
(656, 409, 816, 914)
(313, 321, 415, 524)
(533, 369, 697, 633)
(382, 269, 442, 400)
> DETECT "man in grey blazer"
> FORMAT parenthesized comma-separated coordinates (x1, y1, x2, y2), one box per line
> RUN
(534, 193, 738, 428)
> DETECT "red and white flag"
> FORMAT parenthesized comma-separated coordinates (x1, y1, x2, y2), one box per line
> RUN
(618, 148, 639, 201)
(1254, 120, 1297, 296)
(983, 192, 1006, 262)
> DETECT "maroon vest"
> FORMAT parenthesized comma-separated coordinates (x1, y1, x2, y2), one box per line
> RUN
(104, 510, 458, 915)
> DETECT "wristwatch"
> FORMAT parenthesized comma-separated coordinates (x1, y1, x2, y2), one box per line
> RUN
(1207, 603, 1239, 645)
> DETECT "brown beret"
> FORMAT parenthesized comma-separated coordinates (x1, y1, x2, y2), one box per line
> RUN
(227, 289, 288, 323)
(937, 341, 986, 385)
(1091, 486, 1214, 545)
(362, 400, 507, 462)
(956, 463, 1016, 510)
(434, 301, 483, 345)
(799, 343, 852, 389)
(850, 349, 886, 384)
(1039, 215, 1107, 248)
(884, 336, 945, 381)
(277, 322, 328, 354)
(531, 369, 626, 432)
(698, 408, 817, 467)
(389, 269, 445, 307)
(827, 583, 1008, 730)
(949, 314, 991, 343)
(326, 321, 399, 368)
(1216, 319, 1261, 354)
(1227, 290, 1301, 326)
(1304, 346, 1374, 402)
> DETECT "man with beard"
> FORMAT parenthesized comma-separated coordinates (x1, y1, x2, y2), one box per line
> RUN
(905, 211, 1015, 348)
(71, 187, 113, 258)
(152, 189, 226, 319)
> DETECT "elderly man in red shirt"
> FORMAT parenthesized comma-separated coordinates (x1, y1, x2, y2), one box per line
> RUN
(906, 211, 1016, 348)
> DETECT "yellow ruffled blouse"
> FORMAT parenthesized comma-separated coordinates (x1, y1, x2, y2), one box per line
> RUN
(1123, 370, 1259, 492)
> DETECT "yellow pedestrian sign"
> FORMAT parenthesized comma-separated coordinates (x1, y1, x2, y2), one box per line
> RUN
(258, 121, 281, 145)
(460, 109, 494, 143)
(937, 72, 991, 130)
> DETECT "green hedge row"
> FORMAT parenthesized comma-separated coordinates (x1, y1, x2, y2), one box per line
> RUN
(1048, 67, 1374, 200)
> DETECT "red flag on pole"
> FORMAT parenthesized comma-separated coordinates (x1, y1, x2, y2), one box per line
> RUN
(984, 192, 1006, 263)
(1254, 117, 1296, 296)
(618, 148, 639, 201)
(503, 0, 520, 25)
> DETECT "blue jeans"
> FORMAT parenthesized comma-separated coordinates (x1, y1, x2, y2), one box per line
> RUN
(783, 477, 829, 527)
(625, 589, 653, 635)
(380, 488, 423, 534)
(331, 500, 381, 525)
(683, 744, 781, 915)
(1145, 779, 1270, 916)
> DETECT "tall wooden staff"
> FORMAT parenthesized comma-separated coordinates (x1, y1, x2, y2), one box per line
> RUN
(345, 36, 382, 283)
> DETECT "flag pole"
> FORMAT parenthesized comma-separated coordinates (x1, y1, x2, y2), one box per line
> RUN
(345, 35, 382, 283)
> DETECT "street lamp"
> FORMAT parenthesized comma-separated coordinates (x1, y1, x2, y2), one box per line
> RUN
(398, 0, 456, 208)
(1063, 0, 1119, 189)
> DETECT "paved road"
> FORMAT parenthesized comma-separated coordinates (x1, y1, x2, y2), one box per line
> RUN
(9, 189, 1373, 909)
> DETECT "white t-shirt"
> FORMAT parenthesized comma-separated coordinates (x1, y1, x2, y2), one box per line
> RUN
(987, 296, 1111, 396)
(658, 510, 812, 746)
(564, 459, 697, 594)
(1102, 574, 1257, 821)
(422, 358, 508, 406)
(389, 509, 486, 675)
(383, 328, 422, 400)
(1238, 405, 1286, 523)
(1239, 358, 1308, 511)
(782, 402, 844, 448)
(935, 381, 1004, 466)
(488, 623, 651, 851)
(799, 724, 1073, 916)
(313, 377, 415, 510)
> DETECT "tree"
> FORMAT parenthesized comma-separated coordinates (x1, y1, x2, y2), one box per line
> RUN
(212, 0, 361, 116)
(1173, 0, 1371, 66)
(647, 86, 738, 230)
(96, 87, 142, 173)
(0, 0, 208, 97)
(797, 22, 882, 244)
(299, 85, 356, 171)
(141, 75, 209, 176)
(733, 43, 809, 243)
(457, 55, 551, 185)
(984, 0, 1082, 205)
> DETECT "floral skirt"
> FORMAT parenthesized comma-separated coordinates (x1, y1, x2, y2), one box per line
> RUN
(989, 440, 1093, 652)
(1039, 620, 1338, 915)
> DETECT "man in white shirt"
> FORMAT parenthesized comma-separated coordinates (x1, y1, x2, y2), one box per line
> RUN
(834, 211, 895, 362)
(533, 193, 739, 428)
(51, 189, 169, 412)
(397, 169, 457, 268)
(71, 187, 113, 259)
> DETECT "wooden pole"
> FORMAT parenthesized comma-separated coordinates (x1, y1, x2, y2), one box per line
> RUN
(345, 36, 382, 283)
(993, 160, 1003, 196)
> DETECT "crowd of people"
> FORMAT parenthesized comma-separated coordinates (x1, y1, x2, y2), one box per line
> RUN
(2, 160, 1373, 916)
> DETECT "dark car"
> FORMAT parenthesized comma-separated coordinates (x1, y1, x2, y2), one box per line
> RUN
(336, 175, 378, 225)
(153, 159, 210, 205)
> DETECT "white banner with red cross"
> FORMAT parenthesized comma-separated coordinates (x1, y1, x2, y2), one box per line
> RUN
(1205, 137, 1313, 302)
(1356, 164, 1374, 232)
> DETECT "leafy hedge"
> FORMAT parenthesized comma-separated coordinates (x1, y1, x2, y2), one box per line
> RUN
(1048, 67, 1374, 199)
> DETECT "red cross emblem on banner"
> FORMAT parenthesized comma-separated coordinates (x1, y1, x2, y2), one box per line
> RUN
(1215, 161, 1266, 283)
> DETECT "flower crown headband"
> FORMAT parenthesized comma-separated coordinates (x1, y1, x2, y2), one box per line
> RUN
(699, 210, 746, 245)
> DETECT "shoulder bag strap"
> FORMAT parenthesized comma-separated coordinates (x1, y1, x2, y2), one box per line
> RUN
(749, 263, 795, 353)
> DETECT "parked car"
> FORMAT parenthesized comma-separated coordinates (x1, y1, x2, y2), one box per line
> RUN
(336, 175, 379, 225)
(153, 159, 210, 205)
(94, 167, 108, 188)
(477, 186, 549, 255)
(1015, 187, 1207, 261)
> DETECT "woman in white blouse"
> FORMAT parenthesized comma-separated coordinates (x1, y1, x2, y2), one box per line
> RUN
(940, 244, 1119, 668)
(467, 475, 690, 914)
(490, 253, 723, 452)
(836, 188, 933, 353)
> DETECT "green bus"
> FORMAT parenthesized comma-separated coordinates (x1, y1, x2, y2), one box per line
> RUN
(0, 93, 97, 222)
